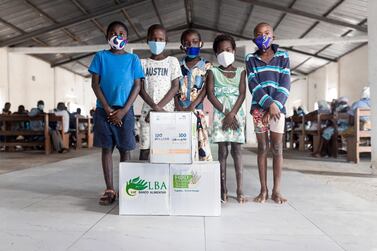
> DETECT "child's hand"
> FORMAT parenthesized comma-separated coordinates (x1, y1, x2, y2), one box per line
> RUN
(152, 104, 164, 112)
(222, 112, 236, 131)
(104, 106, 114, 116)
(269, 103, 281, 122)
(262, 112, 270, 124)
(108, 109, 126, 127)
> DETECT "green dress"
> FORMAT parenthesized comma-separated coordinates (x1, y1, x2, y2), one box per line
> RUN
(210, 66, 246, 143)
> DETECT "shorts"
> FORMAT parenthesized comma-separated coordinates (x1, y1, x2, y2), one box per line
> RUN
(93, 107, 136, 151)
(252, 108, 285, 134)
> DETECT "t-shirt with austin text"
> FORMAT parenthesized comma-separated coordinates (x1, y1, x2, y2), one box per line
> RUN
(140, 56, 182, 113)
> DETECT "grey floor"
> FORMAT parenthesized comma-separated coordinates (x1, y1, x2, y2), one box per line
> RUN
(1, 149, 377, 251)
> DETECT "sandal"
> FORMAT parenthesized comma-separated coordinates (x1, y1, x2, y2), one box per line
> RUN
(99, 189, 117, 206)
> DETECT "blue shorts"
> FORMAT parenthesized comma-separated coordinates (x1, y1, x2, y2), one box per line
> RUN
(93, 107, 136, 151)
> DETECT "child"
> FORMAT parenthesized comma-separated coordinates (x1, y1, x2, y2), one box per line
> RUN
(175, 29, 212, 161)
(207, 34, 246, 203)
(139, 24, 182, 160)
(89, 21, 144, 205)
(245, 22, 291, 204)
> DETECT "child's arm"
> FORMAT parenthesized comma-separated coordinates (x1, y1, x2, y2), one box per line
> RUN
(139, 78, 163, 111)
(206, 70, 224, 112)
(271, 54, 291, 115)
(108, 79, 141, 125)
(157, 77, 179, 109)
(91, 74, 112, 115)
(186, 86, 206, 111)
(174, 95, 185, 111)
(222, 70, 246, 130)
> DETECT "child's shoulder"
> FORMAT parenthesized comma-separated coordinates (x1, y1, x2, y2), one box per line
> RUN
(275, 48, 289, 59)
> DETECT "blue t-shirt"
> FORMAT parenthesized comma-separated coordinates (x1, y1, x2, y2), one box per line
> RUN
(88, 50, 144, 108)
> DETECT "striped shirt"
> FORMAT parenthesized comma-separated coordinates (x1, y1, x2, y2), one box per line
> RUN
(245, 44, 291, 114)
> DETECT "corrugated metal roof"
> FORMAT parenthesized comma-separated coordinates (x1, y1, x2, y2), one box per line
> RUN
(0, 0, 368, 76)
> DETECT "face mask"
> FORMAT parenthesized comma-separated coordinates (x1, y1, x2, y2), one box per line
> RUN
(148, 41, 166, 55)
(38, 105, 44, 110)
(217, 51, 235, 67)
(186, 47, 200, 58)
(108, 35, 127, 50)
(253, 35, 272, 52)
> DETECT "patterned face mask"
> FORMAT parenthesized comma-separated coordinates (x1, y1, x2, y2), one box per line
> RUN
(108, 35, 127, 50)
(253, 35, 272, 52)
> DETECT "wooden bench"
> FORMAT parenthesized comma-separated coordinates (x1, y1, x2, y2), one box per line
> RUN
(0, 114, 51, 154)
(346, 108, 371, 163)
(75, 117, 93, 149)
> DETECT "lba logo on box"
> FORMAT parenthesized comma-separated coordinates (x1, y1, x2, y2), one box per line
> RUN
(124, 176, 167, 198)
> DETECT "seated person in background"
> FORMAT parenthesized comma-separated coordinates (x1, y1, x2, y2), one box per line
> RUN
(312, 97, 350, 158)
(28, 100, 45, 132)
(51, 102, 69, 153)
(2, 102, 11, 115)
(13, 105, 29, 131)
(347, 86, 371, 131)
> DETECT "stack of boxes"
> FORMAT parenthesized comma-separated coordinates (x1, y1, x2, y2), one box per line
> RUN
(119, 112, 221, 216)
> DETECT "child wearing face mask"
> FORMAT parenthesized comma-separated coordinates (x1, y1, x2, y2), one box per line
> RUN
(175, 29, 212, 161)
(89, 21, 144, 205)
(245, 22, 291, 204)
(138, 24, 182, 161)
(207, 34, 246, 203)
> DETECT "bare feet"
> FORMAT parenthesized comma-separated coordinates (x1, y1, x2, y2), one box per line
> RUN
(237, 194, 248, 204)
(253, 190, 268, 203)
(271, 191, 287, 204)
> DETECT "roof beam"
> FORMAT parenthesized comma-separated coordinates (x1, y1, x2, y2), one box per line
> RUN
(273, 0, 297, 31)
(24, 0, 85, 44)
(237, 0, 367, 32)
(70, 0, 107, 35)
(114, 0, 143, 38)
(240, 4, 254, 35)
(151, 0, 164, 26)
(215, 0, 222, 31)
(0, 0, 149, 47)
(184, 0, 193, 27)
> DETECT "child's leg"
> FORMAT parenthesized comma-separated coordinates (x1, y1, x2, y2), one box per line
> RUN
(254, 132, 269, 203)
(139, 149, 150, 161)
(119, 150, 131, 162)
(102, 147, 115, 190)
(230, 142, 246, 203)
(218, 142, 229, 202)
(270, 131, 287, 204)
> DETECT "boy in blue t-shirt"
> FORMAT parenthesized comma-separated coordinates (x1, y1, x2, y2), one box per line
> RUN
(89, 21, 144, 205)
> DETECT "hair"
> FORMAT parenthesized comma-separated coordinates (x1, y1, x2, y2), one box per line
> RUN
(37, 100, 44, 105)
(106, 21, 129, 37)
(180, 29, 202, 45)
(212, 34, 236, 54)
(147, 24, 166, 38)
(253, 22, 273, 35)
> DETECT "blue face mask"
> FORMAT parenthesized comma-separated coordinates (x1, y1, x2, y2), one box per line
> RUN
(253, 35, 272, 52)
(186, 47, 201, 58)
(148, 41, 166, 55)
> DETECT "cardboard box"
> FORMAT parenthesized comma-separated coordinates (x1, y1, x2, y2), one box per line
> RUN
(119, 162, 170, 215)
(150, 112, 197, 164)
(169, 161, 221, 216)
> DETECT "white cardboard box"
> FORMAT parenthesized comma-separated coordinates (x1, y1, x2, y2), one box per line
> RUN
(150, 112, 197, 164)
(119, 162, 170, 215)
(170, 161, 221, 216)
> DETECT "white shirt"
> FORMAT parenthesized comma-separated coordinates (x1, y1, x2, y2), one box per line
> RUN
(55, 110, 70, 133)
(141, 56, 182, 113)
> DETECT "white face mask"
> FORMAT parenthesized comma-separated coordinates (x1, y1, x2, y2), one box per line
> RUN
(217, 51, 235, 67)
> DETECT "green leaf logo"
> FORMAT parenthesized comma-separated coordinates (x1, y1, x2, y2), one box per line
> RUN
(125, 176, 148, 196)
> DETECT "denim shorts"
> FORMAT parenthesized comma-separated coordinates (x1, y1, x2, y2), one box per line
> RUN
(93, 107, 136, 151)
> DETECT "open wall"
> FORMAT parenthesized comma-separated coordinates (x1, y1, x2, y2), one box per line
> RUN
(0, 48, 96, 115)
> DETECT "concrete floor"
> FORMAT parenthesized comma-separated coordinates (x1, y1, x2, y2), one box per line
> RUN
(0, 148, 377, 251)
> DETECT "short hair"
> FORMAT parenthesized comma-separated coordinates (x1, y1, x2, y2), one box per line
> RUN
(37, 100, 44, 105)
(147, 24, 166, 38)
(253, 22, 273, 35)
(106, 21, 129, 37)
(212, 34, 236, 53)
(180, 29, 202, 45)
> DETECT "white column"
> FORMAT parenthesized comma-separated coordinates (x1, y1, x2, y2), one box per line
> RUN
(0, 48, 9, 105)
(244, 44, 257, 146)
(369, 0, 377, 170)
